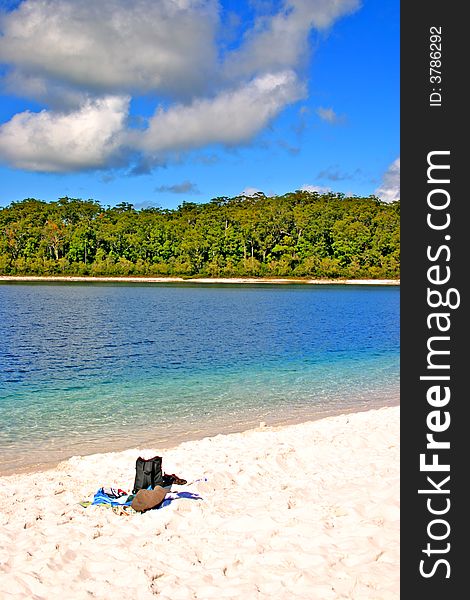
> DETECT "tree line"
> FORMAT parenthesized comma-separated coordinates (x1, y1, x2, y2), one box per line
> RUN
(0, 191, 400, 278)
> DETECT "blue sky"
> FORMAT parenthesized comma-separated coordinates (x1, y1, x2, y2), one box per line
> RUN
(0, 0, 399, 209)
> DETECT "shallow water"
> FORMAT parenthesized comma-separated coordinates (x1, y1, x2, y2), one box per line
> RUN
(0, 283, 399, 473)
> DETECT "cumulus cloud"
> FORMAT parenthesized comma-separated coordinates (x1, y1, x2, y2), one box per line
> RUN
(155, 181, 200, 194)
(2, 70, 90, 111)
(375, 158, 400, 203)
(0, 0, 360, 173)
(0, 0, 219, 98)
(224, 0, 360, 80)
(316, 106, 345, 125)
(136, 71, 305, 154)
(0, 96, 129, 172)
(0, 71, 304, 172)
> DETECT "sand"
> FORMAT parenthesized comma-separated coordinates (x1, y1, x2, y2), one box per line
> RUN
(0, 407, 399, 599)
(0, 275, 400, 285)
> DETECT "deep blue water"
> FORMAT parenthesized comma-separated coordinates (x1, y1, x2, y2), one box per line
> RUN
(0, 283, 399, 473)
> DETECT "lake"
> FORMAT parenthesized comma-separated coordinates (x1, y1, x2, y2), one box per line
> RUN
(0, 283, 399, 473)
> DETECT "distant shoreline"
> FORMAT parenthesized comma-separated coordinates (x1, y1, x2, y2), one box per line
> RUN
(0, 275, 400, 285)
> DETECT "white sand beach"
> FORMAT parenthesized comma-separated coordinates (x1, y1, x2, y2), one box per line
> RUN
(0, 275, 400, 285)
(0, 406, 399, 599)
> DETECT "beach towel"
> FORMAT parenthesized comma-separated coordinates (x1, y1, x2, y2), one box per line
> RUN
(90, 487, 134, 507)
(79, 478, 206, 511)
(159, 491, 203, 508)
(101, 487, 128, 499)
(80, 487, 204, 512)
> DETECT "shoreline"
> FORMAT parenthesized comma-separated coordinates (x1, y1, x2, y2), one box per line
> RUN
(0, 396, 399, 478)
(0, 406, 399, 598)
(0, 275, 400, 285)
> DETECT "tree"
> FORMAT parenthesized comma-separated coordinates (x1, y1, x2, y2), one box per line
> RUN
(0, 193, 400, 279)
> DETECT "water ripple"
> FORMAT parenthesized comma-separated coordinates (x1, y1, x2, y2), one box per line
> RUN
(0, 283, 399, 472)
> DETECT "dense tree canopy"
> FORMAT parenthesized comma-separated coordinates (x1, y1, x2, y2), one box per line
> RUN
(0, 191, 400, 278)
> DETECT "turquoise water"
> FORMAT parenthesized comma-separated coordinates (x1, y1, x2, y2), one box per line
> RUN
(0, 283, 399, 473)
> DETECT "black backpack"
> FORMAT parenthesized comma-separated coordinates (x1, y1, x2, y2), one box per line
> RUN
(132, 456, 164, 493)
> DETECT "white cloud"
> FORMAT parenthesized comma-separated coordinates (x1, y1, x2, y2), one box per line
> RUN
(375, 158, 400, 203)
(0, 0, 360, 173)
(136, 71, 305, 153)
(0, 0, 219, 98)
(0, 96, 129, 172)
(300, 184, 331, 193)
(224, 0, 360, 80)
(290, 0, 360, 29)
(240, 187, 263, 197)
(316, 106, 345, 124)
(2, 71, 89, 111)
(0, 72, 304, 171)
(0, 0, 359, 99)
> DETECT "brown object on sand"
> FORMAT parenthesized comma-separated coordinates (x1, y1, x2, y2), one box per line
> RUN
(131, 486, 167, 512)
(163, 473, 187, 486)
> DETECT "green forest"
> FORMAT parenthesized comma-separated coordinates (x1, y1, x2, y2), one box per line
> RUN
(0, 191, 400, 279)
